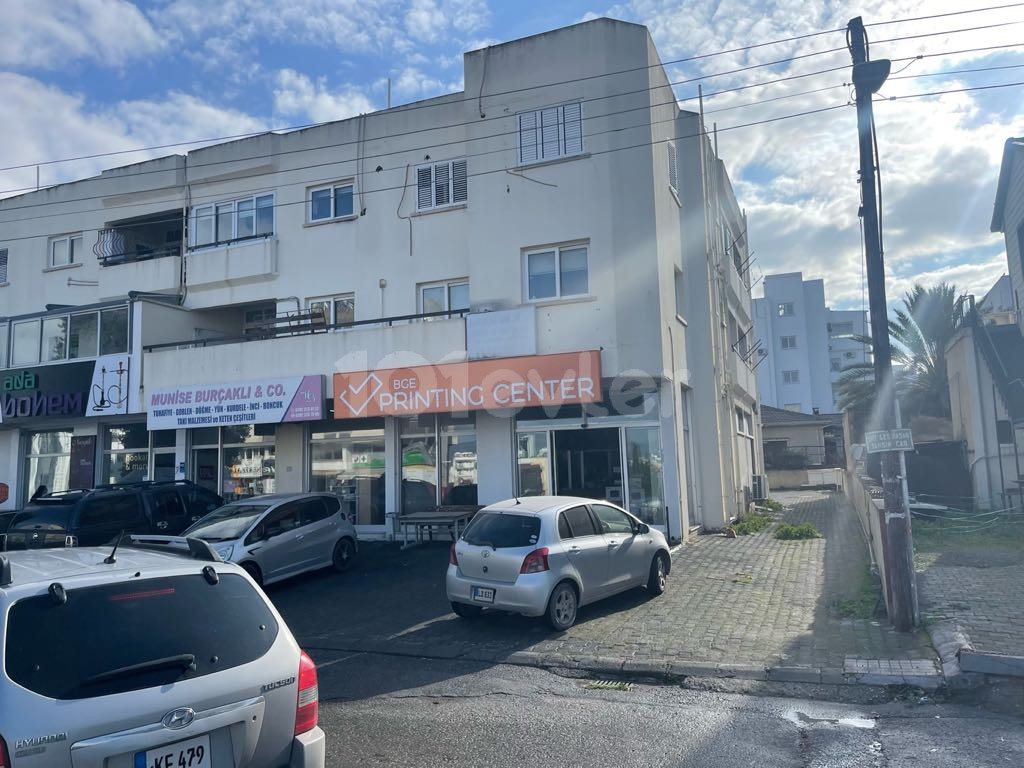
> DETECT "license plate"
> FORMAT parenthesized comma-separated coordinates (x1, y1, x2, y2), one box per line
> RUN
(135, 734, 211, 768)
(471, 585, 495, 603)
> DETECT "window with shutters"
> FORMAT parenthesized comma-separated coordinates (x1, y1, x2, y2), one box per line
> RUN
(517, 102, 584, 165)
(0, 247, 7, 284)
(667, 141, 679, 197)
(416, 159, 468, 211)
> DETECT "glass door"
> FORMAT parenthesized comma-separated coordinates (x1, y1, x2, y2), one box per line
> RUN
(552, 428, 623, 503)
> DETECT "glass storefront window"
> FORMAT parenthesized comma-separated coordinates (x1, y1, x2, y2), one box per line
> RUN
(68, 313, 98, 359)
(12, 319, 40, 365)
(103, 423, 149, 484)
(516, 431, 550, 497)
(222, 425, 275, 499)
(25, 430, 73, 500)
(440, 422, 477, 507)
(401, 415, 437, 515)
(310, 425, 386, 526)
(100, 307, 129, 355)
(625, 427, 666, 526)
(42, 316, 68, 362)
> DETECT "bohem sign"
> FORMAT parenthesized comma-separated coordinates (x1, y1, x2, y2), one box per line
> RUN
(0, 356, 132, 424)
(333, 351, 602, 418)
(147, 376, 325, 430)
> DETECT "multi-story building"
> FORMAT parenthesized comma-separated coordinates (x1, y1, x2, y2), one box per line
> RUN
(753, 272, 868, 414)
(945, 138, 1024, 509)
(0, 18, 761, 537)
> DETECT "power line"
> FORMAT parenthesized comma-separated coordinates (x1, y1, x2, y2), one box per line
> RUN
(866, 2, 1024, 27)
(2, 34, 1020, 205)
(2, 8, 1020, 175)
(1, 76, 1020, 235)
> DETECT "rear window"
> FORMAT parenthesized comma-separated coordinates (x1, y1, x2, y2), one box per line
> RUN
(9, 504, 72, 529)
(6, 573, 279, 700)
(462, 512, 540, 548)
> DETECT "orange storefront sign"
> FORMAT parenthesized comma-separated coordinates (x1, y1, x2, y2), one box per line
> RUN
(333, 351, 602, 418)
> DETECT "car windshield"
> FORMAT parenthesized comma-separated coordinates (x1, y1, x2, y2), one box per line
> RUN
(462, 512, 541, 548)
(183, 504, 269, 542)
(6, 574, 278, 700)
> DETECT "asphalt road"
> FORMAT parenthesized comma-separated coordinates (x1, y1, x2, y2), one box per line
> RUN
(314, 653, 1024, 768)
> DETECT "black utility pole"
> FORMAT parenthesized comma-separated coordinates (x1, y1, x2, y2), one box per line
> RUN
(847, 16, 916, 632)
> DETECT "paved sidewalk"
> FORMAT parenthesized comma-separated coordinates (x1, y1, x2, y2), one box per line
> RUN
(270, 490, 938, 686)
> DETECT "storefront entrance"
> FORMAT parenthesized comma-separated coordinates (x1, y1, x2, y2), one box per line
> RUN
(553, 428, 623, 503)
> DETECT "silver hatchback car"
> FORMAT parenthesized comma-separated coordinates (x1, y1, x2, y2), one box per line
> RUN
(0, 535, 324, 767)
(184, 493, 358, 587)
(446, 496, 671, 630)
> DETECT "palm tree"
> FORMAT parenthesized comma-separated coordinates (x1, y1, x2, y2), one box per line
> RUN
(834, 283, 963, 419)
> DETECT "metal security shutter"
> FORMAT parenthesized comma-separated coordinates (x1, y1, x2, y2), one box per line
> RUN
(667, 141, 678, 192)
(417, 166, 433, 210)
(519, 112, 539, 164)
(452, 159, 468, 203)
(0, 248, 7, 283)
(562, 102, 583, 155)
(434, 162, 450, 206)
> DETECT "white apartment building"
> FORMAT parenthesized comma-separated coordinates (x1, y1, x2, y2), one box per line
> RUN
(753, 272, 868, 414)
(0, 18, 762, 537)
(946, 138, 1024, 509)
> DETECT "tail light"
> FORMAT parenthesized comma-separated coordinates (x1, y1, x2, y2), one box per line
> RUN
(520, 547, 550, 574)
(0, 735, 9, 768)
(294, 650, 319, 735)
(449, 543, 459, 566)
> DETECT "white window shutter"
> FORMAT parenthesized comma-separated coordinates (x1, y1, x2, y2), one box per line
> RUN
(562, 102, 583, 155)
(519, 112, 538, 164)
(540, 107, 560, 159)
(434, 162, 450, 206)
(452, 159, 468, 203)
(0, 248, 7, 283)
(416, 166, 433, 210)
(668, 141, 678, 191)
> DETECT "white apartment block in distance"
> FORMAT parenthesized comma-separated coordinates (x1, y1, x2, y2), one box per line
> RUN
(0, 18, 762, 537)
(753, 272, 868, 414)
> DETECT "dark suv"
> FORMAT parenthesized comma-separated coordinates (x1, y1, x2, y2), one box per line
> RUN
(1, 481, 223, 549)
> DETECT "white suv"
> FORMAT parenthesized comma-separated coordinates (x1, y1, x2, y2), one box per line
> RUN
(0, 536, 325, 767)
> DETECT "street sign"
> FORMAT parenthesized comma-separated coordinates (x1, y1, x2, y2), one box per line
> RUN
(865, 428, 914, 454)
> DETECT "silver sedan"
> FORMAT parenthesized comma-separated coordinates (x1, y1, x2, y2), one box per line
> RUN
(184, 492, 358, 586)
(446, 496, 671, 630)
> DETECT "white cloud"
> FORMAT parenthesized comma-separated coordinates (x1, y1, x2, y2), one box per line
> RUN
(1, 0, 165, 69)
(406, 0, 449, 42)
(273, 69, 376, 123)
(0, 74, 265, 200)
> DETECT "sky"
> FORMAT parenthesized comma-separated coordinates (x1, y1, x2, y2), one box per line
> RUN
(2, 0, 1023, 310)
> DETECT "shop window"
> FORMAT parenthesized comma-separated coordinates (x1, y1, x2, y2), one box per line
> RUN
(4, 307, 126, 368)
(625, 426, 665, 526)
(517, 431, 551, 497)
(310, 423, 386, 526)
(399, 414, 477, 515)
(103, 424, 149, 485)
(222, 425, 276, 500)
(24, 430, 74, 502)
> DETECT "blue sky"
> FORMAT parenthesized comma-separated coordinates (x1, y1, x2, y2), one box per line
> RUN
(3, 0, 1024, 310)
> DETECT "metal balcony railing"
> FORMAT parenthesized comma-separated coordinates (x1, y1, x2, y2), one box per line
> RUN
(95, 227, 182, 266)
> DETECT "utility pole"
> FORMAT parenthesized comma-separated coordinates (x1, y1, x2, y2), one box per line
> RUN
(847, 16, 916, 631)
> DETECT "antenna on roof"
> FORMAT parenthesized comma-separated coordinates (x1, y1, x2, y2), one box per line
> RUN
(514, 496, 521, 505)
(104, 531, 125, 564)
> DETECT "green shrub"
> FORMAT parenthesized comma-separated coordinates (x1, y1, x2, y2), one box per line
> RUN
(762, 498, 785, 513)
(774, 523, 820, 540)
(732, 512, 772, 535)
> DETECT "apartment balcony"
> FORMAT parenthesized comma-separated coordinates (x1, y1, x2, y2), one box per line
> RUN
(730, 349, 758, 401)
(724, 254, 753, 321)
(185, 234, 277, 292)
(143, 310, 469, 389)
(95, 212, 184, 296)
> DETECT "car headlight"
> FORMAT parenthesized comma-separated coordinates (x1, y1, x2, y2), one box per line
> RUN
(214, 543, 235, 561)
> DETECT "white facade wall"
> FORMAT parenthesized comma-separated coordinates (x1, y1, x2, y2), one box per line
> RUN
(826, 308, 869, 408)
(0, 19, 758, 531)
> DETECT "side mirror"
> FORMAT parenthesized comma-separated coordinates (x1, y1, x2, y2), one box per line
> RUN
(636, 523, 650, 535)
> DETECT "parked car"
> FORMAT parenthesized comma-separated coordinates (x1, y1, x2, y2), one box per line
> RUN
(1, 480, 223, 550)
(446, 496, 671, 630)
(0, 535, 325, 766)
(184, 492, 358, 586)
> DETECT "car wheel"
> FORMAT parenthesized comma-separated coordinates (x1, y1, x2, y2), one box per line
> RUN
(546, 581, 578, 631)
(241, 561, 263, 587)
(332, 537, 356, 573)
(451, 601, 483, 618)
(647, 552, 668, 595)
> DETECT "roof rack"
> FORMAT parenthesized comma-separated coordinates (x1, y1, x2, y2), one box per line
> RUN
(118, 535, 220, 563)
(92, 479, 202, 492)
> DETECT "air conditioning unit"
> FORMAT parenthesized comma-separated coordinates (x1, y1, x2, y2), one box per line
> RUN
(752, 474, 767, 502)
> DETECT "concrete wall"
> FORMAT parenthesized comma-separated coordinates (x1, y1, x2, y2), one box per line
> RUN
(845, 470, 888, 614)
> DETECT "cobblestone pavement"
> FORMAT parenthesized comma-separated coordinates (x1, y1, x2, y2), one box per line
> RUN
(916, 524, 1024, 658)
(270, 490, 937, 680)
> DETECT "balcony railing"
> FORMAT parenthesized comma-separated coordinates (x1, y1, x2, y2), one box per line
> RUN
(143, 308, 470, 352)
(95, 227, 182, 266)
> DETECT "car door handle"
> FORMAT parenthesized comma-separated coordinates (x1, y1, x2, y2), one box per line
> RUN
(568, 545, 582, 553)
(607, 540, 620, 548)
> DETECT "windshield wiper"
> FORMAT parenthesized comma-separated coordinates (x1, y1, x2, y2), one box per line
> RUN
(468, 538, 496, 550)
(82, 653, 196, 687)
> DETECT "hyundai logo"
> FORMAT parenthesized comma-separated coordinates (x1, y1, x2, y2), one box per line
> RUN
(161, 708, 195, 730)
